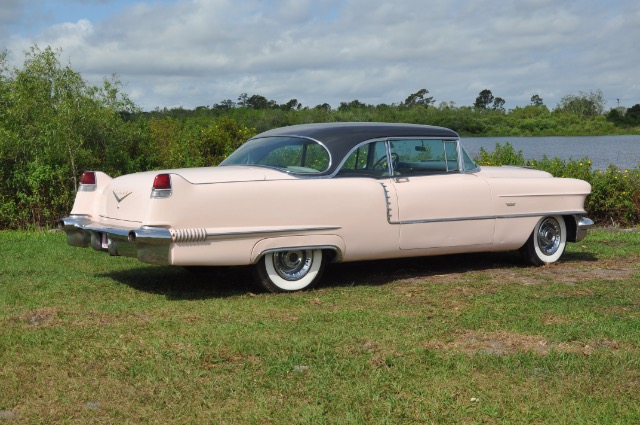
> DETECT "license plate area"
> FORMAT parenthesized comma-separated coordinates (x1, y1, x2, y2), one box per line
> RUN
(101, 232, 109, 249)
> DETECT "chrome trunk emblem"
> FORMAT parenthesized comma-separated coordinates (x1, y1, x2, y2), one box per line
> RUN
(113, 190, 132, 207)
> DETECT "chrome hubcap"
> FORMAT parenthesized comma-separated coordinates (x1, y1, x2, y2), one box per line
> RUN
(272, 250, 313, 281)
(537, 218, 561, 256)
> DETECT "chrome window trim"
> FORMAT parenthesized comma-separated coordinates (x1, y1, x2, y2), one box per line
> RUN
(331, 136, 464, 178)
(384, 138, 394, 176)
(329, 136, 389, 178)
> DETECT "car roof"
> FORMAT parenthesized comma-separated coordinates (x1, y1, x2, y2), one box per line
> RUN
(252, 122, 460, 175)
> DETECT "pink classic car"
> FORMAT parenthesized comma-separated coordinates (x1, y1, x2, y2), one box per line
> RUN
(61, 122, 593, 292)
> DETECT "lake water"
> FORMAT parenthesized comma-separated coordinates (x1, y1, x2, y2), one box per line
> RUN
(461, 135, 640, 170)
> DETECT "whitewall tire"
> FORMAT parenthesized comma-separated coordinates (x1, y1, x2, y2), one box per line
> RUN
(520, 216, 567, 265)
(256, 249, 325, 292)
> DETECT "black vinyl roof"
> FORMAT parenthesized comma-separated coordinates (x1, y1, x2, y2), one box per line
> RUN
(252, 122, 460, 175)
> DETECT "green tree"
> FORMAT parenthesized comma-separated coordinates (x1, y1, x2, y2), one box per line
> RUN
(606, 108, 625, 125)
(492, 97, 506, 112)
(246, 94, 277, 109)
(403, 88, 434, 108)
(625, 104, 640, 126)
(0, 45, 143, 228)
(530, 94, 544, 106)
(556, 89, 605, 118)
(474, 89, 494, 109)
(338, 99, 369, 111)
(214, 99, 235, 110)
(281, 98, 301, 111)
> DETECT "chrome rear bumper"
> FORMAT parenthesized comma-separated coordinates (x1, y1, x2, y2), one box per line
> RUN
(60, 215, 172, 265)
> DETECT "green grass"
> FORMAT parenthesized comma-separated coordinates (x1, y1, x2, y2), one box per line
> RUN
(1, 229, 639, 423)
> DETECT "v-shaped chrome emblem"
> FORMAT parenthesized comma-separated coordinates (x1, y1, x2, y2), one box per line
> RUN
(113, 190, 132, 203)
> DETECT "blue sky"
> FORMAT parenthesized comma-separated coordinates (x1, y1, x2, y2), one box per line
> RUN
(2, 0, 639, 111)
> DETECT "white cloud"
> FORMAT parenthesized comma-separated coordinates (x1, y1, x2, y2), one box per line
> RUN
(4, 0, 640, 110)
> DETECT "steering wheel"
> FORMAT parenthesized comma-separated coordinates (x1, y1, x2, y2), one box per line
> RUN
(372, 153, 399, 171)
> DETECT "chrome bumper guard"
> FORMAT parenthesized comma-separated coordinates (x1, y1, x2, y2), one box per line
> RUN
(60, 215, 172, 265)
(575, 215, 595, 242)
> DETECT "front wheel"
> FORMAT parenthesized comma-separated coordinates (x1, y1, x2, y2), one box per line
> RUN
(520, 216, 567, 266)
(256, 249, 325, 292)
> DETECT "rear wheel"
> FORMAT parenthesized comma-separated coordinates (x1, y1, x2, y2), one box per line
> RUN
(256, 249, 325, 292)
(520, 216, 567, 265)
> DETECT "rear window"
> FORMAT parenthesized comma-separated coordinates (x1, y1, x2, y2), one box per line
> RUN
(220, 136, 331, 174)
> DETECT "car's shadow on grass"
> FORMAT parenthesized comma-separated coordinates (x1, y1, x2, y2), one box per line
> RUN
(100, 266, 259, 299)
(101, 250, 598, 300)
(323, 250, 597, 288)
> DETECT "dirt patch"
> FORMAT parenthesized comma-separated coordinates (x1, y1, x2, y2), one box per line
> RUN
(532, 259, 638, 285)
(424, 330, 630, 356)
(13, 308, 59, 327)
(389, 255, 639, 288)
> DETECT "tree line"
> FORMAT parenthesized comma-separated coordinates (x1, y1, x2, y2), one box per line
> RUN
(1, 46, 639, 229)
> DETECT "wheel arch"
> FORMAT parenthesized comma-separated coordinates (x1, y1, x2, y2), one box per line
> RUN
(250, 235, 346, 264)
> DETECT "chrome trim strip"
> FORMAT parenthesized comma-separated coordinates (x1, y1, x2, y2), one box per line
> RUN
(499, 193, 591, 198)
(380, 183, 393, 222)
(200, 226, 342, 240)
(388, 211, 588, 225)
(78, 184, 96, 192)
(151, 188, 172, 199)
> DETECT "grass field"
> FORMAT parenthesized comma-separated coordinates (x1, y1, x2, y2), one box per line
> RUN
(1, 229, 639, 423)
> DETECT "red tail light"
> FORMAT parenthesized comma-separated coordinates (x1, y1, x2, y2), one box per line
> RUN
(78, 171, 97, 192)
(153, 174, 172, 190)
(80, 171, 96, 185)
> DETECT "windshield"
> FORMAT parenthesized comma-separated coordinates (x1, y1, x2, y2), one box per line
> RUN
(220, 136, 331, 174)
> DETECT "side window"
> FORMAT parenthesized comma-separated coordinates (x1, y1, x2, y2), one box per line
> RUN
(337, 141, 389, 177)
(259, 145, 302, 168)
(304, 143, 330, 171)
(258, 142, 329, 173)
(445, 141, 459, 171)
(462, 148, 478, 171)
(390, 139, 460, 175)
(341, 143, 371, 171)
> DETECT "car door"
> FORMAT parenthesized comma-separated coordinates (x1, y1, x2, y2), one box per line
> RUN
(387, 139, 495, 250)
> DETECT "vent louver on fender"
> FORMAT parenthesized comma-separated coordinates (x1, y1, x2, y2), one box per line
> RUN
(172, 228, 207, 243)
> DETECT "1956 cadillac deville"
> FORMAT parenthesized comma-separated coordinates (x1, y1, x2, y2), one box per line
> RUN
(61, 122, 594, 292)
